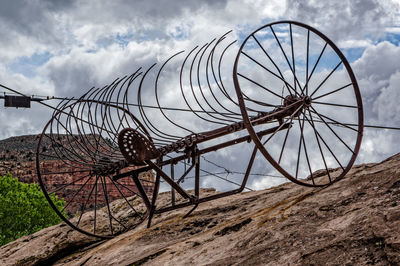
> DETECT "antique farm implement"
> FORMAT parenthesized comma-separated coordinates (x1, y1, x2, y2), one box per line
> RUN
(2, 21, 364, 238)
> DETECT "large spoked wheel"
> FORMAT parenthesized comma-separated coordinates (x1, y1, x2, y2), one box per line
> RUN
(233, 21, 363, 187)
(36, 100, 154, 238)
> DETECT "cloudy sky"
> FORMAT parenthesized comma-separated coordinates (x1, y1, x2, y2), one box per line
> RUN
(0, 0, 399, 191)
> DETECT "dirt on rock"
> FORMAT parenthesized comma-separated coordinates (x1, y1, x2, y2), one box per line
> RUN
(1, 153, 399, 265)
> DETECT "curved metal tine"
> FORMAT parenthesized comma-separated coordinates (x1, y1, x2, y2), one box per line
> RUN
(83, 85, 121, 162)
(85, 82, 125, 162)
(208, 45, 242, 119)
(137, 63, 181, 144)
(188, 42, 228, 125)
(97, 77, 129, 151)
(248, 34, 297, 97)
(155, 51, 195, 135)
(121, 75, 163, 147)
(207, 31, 242, 117)
(122, 72, 152, 139)
(41, 99, 93, 171)
(119, 70, 148, 137)
(77, 88, 120, 163)
(104, 72, 145, 157)
(66, 101, 101, 163)
(197, 38, 237, 123)
(52, 103, 94, 167)
(270, 24, 303, 94)
(65, 101, 108, 166)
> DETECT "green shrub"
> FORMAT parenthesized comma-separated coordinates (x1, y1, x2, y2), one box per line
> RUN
(0, 173, 65, 246)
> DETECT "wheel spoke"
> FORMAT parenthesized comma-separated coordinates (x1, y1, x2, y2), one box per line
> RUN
(76, 176, 98, 227)
(48, 173, 91, 194)
(307, 109, 332, 182)
(61, 174, 92, 213)
(250, 35, 298, 97)
(100, 176, 114, 235)
(237, 72, 286, 100)
(310, 106, 355, 154)
(290, 23, 296, 93)
(312, 82, 353, 101)
(312, 101, 358, 109)
(303, 113, 344, 170)
(299, 111, 314, 184)
(310, 61, 343, 98)
(270, 25, 303, 92)
(106, 175, 143, 219)
(309, 109, 358, 132)
(302, 43, 327, 94)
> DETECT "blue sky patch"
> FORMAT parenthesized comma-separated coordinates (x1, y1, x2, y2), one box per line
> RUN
(7, 52, 52, 78)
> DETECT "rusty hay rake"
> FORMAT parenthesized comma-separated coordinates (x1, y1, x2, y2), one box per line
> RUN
(4, 21, 364, 238)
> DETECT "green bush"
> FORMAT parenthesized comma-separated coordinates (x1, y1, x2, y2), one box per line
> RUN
(0, 173, 65, 246)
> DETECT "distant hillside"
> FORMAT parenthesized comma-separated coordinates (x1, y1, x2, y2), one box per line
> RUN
(1, 153, 399, 265)
(0, 134, 153, 215)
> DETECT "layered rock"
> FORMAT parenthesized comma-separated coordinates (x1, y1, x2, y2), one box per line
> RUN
(1, 153, 399, 265)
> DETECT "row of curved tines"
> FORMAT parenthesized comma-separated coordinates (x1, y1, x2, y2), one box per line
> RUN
(42, 30, 265, 169)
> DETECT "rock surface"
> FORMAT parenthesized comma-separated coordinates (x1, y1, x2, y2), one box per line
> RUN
(1, 153, 400, 265)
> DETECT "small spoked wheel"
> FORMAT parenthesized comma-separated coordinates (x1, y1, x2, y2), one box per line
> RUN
(233, 21, 363, 187)
(36, 100, 154, 238)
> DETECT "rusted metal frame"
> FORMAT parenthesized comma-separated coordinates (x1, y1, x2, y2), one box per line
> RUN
(159, 102, 298, 155)
(155, 144, 258, 215)
(113, 122, 290, 182)
(132, 172, 152, 210)
(177, 161, 195, 184)
(147, 157, 162, 228)
(194, 151, 200, 198)
(171, 163, 175, 206)
(145, 160, 193, 200)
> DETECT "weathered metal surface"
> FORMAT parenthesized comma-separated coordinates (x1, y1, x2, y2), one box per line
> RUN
(31, 20, 363, 238)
